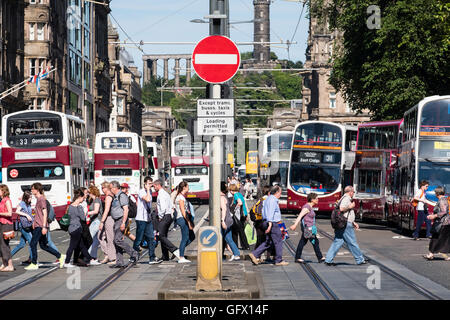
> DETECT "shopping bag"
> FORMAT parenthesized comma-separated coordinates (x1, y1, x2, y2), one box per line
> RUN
(244, 223, 257, 245)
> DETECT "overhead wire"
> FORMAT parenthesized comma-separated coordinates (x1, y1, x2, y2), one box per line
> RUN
(131, 0, 201, 38)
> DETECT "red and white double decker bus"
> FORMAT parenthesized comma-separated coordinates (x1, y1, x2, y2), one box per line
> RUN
(395, 96, 450, 232)
(171, 135, 209, 201)
(2, 110, 89, 219)
(94, 132, 147, 196)
(287, 121, 357, 214)
(353, 120, 403, 223)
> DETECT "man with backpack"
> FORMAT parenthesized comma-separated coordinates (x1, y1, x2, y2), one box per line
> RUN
(120, 183, 137, 243)
(109, 181, 138, 268)
(324, 186, 367, 266)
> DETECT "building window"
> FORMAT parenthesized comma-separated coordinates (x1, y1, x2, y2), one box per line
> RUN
(37, 23, 45, 41)
(260, 24, 264, 31)
(329, 92, 336, 109)
(39, 59, 46, 73)
(37, 98, 46, 110)
(260, 52, 264, 61)
(69, 92, 79, 114)
(345, 102, 351, 113)
(84, 30, 90, 58)
(84, 62, 91, 92)
(260, 11, 264, 18)
(117, 97, 124, 115)
(76, 55, 81, 86)
(29, 24, 35, 41)
(29, 59, 36, 76)
(69, 50, 76, 82)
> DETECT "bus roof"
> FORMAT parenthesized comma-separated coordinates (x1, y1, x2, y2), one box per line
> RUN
(3, 110, 84, 124)
(358, 119, 403, 128)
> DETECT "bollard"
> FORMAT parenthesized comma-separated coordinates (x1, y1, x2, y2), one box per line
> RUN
(196, 226, 222, 291)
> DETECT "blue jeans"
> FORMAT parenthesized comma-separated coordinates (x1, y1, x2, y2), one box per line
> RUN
(177, 217, 195, 257)
(46, 230, 59, 254)
(222, 227, 240, 257)
(30, 227, 61, 265)
(11, 228, 33, 259)
(325, 222, 365, 264)
(88, 219, 101, 259)
(413, 210, 432, 238)
(133, 220, 156, 261)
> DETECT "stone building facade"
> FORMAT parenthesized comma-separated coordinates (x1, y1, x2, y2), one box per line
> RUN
(267, 107, 302, 132)
(301, 0, 370, 126)
(142, 106, 177, 170)
(0, 0, 26, 116)
(108, 21, 144, 135)
(23, 0, 111, 145)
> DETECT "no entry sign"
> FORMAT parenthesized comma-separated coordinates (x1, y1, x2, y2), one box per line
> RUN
(192, 35, 240, 84)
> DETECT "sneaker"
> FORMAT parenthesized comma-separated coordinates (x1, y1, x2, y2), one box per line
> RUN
(52, 259, 60, 265)
(129, 256, 137, 264)
(357, 260, 368, 265)
(64, 263, 76, 268)
(24, 263, 39, 271)
(178, 257, 191, 264)
(275, 261, 289, 266)
(59, 255, 66, 269)
(248, 253, 260, 265)
(20, 259, 31, 266)
(229, 255, 241, 262)
(89, 259, 101, 266)
(149, 258, 163, 265)
(172, 249, 181, 260)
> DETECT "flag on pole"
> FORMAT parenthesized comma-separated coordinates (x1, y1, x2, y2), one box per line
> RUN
(27, 66, 52, 92)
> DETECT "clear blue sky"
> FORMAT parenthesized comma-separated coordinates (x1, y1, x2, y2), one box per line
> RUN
(109, 0, 309, 80)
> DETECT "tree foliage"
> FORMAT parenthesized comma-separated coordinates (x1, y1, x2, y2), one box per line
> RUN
(317, 0, 450, 120)
(141, 59, 303, 129)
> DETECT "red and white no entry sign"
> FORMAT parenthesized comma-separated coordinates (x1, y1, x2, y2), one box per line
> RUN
(192, 35, 240, 84)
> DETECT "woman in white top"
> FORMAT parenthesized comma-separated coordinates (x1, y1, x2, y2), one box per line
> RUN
(175, 181, 195, 263)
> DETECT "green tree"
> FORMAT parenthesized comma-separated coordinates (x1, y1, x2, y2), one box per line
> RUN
(320, 0, 450, 120)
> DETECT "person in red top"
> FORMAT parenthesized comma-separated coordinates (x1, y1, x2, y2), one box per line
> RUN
(0, 184, 14, 272)
(25, 183, 65, 270)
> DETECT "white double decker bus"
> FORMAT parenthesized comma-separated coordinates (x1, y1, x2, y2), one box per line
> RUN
(2, 110, 88, 219)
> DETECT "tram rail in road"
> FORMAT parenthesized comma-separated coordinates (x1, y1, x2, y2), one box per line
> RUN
(316, 228, 443, 301)
(284, 238, 339, 300)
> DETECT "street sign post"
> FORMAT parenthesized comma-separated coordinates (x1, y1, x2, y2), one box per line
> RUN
(193, 22, 240, 292)
(192, 35, 240, 84)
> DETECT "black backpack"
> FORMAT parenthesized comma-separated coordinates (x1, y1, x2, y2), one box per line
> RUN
(330, 197, 348, 230)
(46, 200, 55, 223)
(127, 195, 137, 219)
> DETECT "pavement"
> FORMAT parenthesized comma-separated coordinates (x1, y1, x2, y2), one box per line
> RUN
(0, 202, 449, 300)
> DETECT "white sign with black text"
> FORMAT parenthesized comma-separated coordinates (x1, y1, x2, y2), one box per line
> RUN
(197, 99, 234, 117)
(197, 117, 234, 136)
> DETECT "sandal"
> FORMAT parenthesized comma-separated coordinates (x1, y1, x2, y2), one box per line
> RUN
(295, 259, 305, 263)
(423, 254, 434, 260)
(0, 267, 15, 272)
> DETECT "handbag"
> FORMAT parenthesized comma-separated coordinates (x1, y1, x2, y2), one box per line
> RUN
(244, 223, 257, 245)
(431, 217, 443, 234)
(59, 208, 71, 231)
(2, 223, 15, 240)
